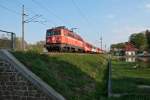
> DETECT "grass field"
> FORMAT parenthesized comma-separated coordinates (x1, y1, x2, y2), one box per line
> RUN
(112, 60, 150, 95)
(12, 51, 108, 100)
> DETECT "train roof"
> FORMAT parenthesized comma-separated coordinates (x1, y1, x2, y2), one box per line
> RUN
(47, 26, 84, 41)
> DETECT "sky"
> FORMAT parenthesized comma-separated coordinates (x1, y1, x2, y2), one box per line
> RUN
(1, 0, 150, 50)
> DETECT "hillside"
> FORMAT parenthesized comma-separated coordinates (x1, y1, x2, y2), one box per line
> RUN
(12, 52, 108, 100)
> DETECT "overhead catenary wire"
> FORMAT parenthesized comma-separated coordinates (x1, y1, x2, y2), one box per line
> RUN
(15, 0, 56, 27)
(25, 10, 57, 27)
(18, 0, 79, 28)
(71, 0, 101, 48)
(31, 0, 69, 26)
(71, 0, 100, 34)
(0, 0, 43, 27)
(0, 3, 20, 15)
(2, 0, 56, 27)
(25, 15, 42, 23)
(71, 0, 93, 26)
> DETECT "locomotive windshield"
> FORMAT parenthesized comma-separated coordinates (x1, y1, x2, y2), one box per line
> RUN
(46, 30, 60, 36)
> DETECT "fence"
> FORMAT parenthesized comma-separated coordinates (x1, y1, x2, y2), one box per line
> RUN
(0, 30, 16, 50)
(108, 56, 112, 97)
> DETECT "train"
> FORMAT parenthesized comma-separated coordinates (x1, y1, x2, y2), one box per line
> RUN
(45, 26, 102, 53)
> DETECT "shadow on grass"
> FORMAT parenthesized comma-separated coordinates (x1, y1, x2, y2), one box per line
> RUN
(112, 77, 150, 95)
(12, 51, 109, 100)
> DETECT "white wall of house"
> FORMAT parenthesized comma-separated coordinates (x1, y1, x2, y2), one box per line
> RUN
(125, 57, 136, 62)
(125, 51, 135, 56)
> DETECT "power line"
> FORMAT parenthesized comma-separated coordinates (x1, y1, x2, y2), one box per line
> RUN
(71, 0, 100, 34)
(71, 0, 92, 26)
(17, 0, 46, 23)
(100, 35, 103, 50)
(31, 0, 68, 26)
(15, 0, 50, 27)
(71, 0, 101, 47)
(21, 5, 49, 50)
(0, 3, 20, 15)
(16, 0, 24, 6)
(18, 0, 59, 26)
(18, 0, 76, 28)
(25, 9, 57, 26)
(15, 0, 56, 26)
(25, 15, 42, 23)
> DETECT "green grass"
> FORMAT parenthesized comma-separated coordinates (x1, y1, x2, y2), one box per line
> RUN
(12, 51, 108, 100)
(112, 60, 150, 95)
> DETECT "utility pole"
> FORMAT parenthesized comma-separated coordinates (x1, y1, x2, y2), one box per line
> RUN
(21, 5, 43, 51)
(105, 44, 107, 53)
(100, 35, 103, 50)
(22, 5, 25, 50)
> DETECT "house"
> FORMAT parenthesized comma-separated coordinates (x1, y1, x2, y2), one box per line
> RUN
(123, 42, 138, 56)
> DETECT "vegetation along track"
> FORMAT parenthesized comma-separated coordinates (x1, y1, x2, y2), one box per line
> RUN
(12, 51, 108, 100)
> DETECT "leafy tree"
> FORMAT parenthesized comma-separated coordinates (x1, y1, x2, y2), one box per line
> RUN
(15, 37, 28, 51)
(0, 38, 11, 49)
(129, 33, 147, 51)
(111, 43, 125, 49)
(145, 30, 150, 52)
(110, 43, 125, 56)
(15, 37, 22, 50)
(27, 41, 45, 53)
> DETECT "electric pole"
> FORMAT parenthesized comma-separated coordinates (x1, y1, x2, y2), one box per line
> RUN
(22, 5, 25, 50)
(100, 35, 102, 50)
(21, 5, 44, 51)
(105, 44, 107, 53)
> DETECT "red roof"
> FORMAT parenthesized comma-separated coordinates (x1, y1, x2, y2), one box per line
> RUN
(123, 42, 138, 51)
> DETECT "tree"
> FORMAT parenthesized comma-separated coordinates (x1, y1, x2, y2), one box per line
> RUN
(110, 43, 125, 56)
(129, 33, 147, 51)
(15, 37, 22, 50)
(27, 41, 45, 53)
(145, 30, 150, 52)
(15, 37, 28, 51)
(111, 43, 125, 50)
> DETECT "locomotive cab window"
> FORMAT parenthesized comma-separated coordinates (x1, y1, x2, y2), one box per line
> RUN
(46, 30, 60, 36)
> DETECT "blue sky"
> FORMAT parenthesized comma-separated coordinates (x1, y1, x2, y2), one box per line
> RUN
(1, 0, 150, 49)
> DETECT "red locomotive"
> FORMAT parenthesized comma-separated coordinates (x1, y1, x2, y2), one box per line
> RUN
(45, 26, 102, 53)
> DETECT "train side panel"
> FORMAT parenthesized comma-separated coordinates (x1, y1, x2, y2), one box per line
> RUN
(46, 26, 102, 53)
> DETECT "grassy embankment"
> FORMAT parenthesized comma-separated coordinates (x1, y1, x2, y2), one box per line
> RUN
(12, 51, 108, 100)
(112, 60, 150, 95)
